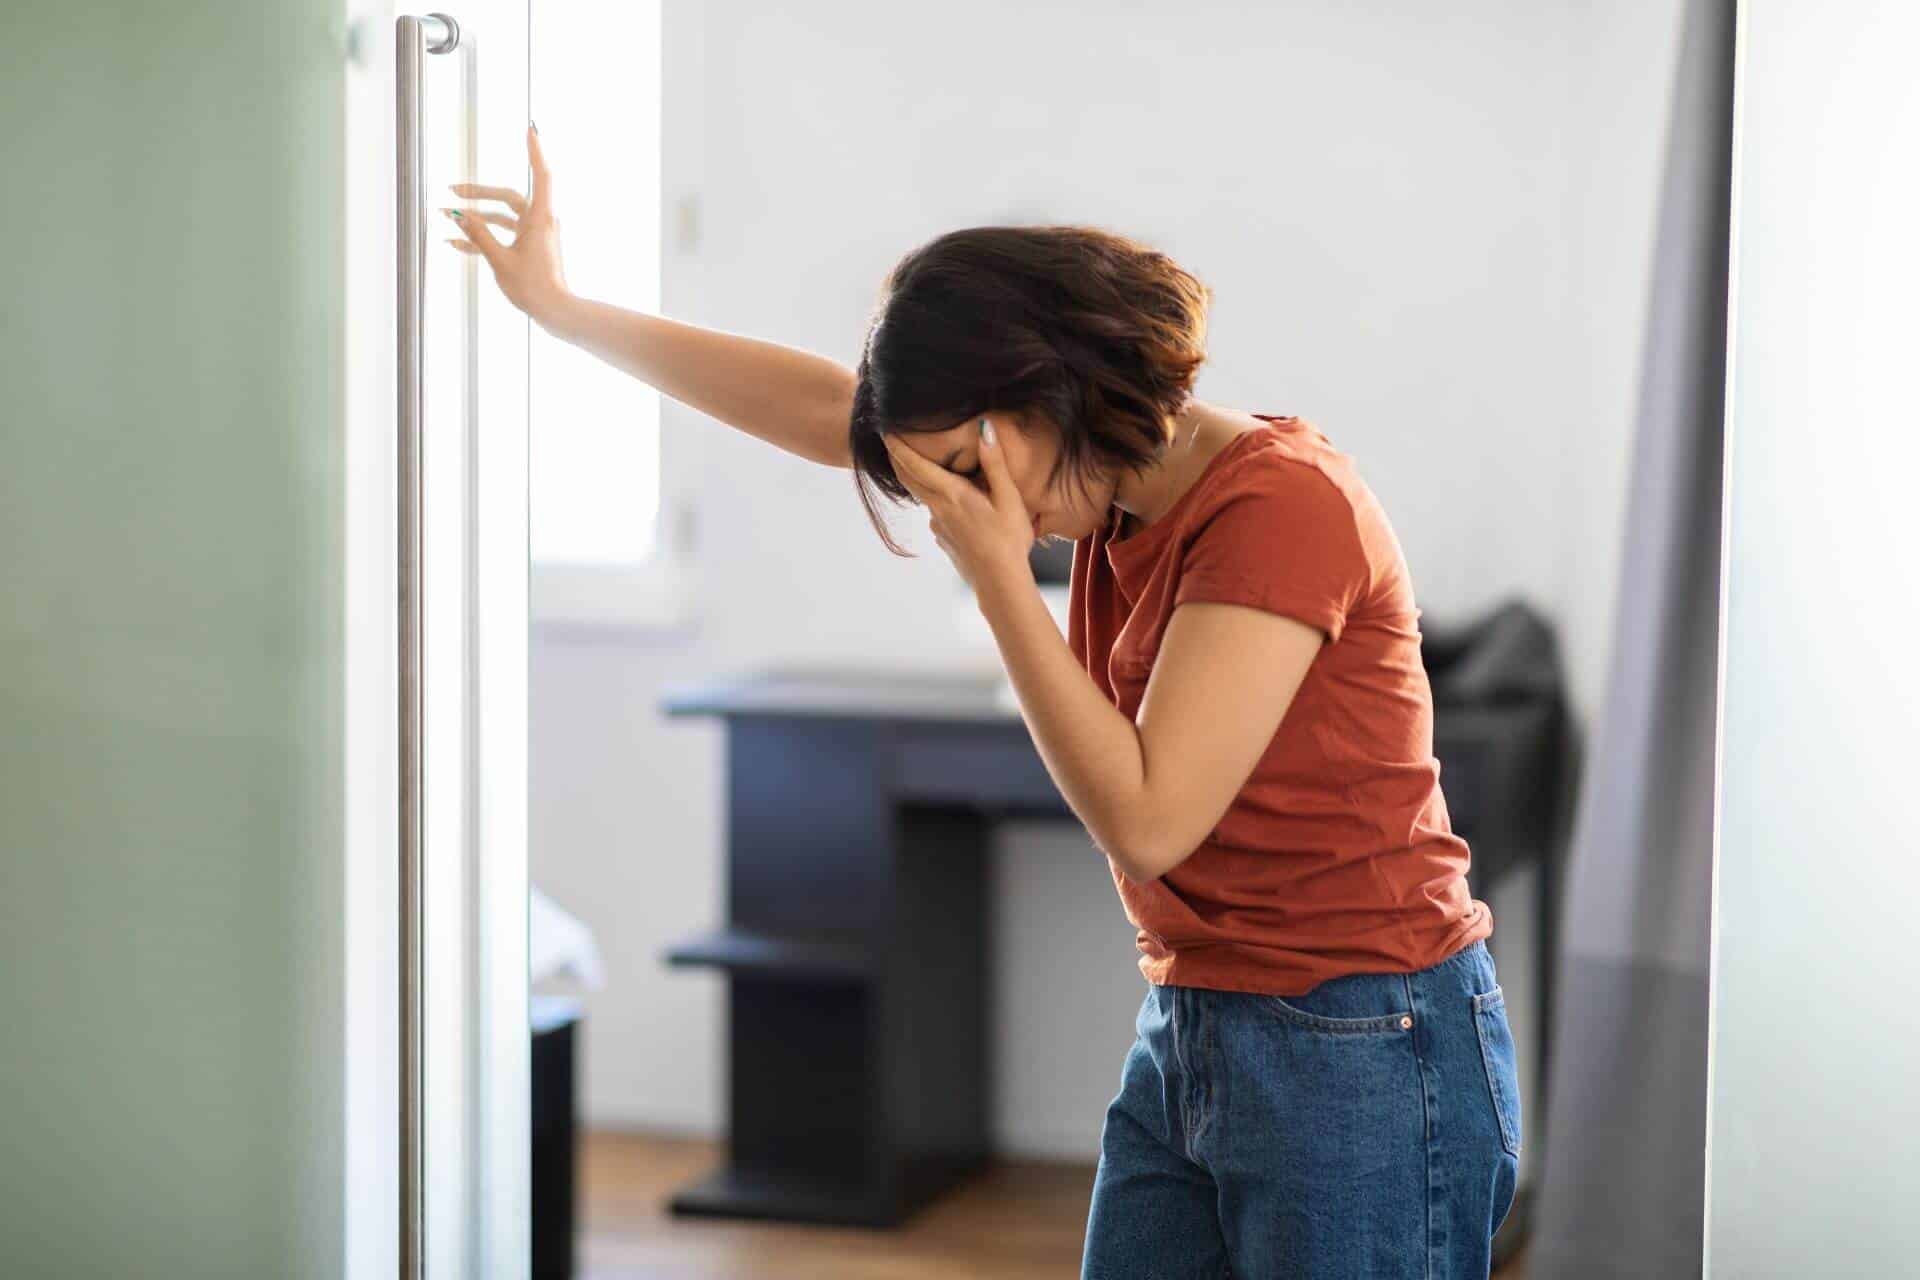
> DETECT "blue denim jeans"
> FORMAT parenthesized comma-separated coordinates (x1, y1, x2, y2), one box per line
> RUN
(1081, 939, 1522, 1279)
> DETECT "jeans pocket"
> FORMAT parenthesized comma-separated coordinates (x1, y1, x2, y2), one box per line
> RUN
(1472, 986, 1523, 1156)
(1261, 993, 1414, 1036)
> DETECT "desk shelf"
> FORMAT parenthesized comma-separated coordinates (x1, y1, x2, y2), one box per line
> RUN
(665, 927, 876, 983)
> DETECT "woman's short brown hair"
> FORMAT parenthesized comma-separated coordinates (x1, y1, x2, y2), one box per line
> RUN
(848, 225, 1212, 555)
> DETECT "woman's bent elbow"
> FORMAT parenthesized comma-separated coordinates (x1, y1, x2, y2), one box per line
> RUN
(1108, 838, 1183, 885)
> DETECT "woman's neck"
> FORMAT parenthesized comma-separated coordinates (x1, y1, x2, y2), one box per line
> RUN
(1111, 399, 1257, 532)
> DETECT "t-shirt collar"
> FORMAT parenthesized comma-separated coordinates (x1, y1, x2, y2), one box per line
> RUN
(1102, 422, 1277, 580)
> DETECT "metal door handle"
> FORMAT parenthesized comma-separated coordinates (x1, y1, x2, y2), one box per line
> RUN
(396, 13, 460, 1278)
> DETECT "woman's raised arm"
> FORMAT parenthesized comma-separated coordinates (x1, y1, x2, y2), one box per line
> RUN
(448, 126, 858, 470)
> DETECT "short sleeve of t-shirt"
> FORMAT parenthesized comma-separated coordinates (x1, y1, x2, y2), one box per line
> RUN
(1173, 455, 1372, 645)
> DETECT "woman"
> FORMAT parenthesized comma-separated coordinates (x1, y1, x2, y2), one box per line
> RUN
(449, 127, 1523, 1279)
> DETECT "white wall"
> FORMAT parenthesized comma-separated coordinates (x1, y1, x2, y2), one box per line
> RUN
(1705, 3, 1920, 1271)
(532, 0, 1685, 1158)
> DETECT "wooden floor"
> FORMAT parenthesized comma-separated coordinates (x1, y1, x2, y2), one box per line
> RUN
(577, 1132, 1530, 1279)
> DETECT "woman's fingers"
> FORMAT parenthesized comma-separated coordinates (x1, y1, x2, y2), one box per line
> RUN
(883, 435, 951, 494)
(881, 436, 939, 505)
(974, 416, 1020, 515)
(442, 208, 501, 259)
(448, 182, 528, 216)
(446, 238, 480, 255)
(439, 199, 519, 234)
(527, 125, 553, 214)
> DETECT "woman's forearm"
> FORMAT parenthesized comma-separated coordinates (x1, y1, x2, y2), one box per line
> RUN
(974, 569, 1161, 882)
(538, 292, 858, 469)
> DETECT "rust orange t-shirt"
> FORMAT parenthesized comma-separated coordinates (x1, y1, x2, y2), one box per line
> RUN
(1068, 414, 1492, 996)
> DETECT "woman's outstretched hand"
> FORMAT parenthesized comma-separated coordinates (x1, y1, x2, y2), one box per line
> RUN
(444, 125, 570, 327)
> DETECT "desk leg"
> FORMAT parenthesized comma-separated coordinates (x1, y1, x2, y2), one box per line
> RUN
(664, 718, 993, 1227)
(878, 802, 993, 1214)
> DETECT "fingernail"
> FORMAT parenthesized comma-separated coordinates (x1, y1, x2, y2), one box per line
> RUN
(444, 208, 461, 220)
(529, 119, 539, 135)
(979, 416, 996, 445)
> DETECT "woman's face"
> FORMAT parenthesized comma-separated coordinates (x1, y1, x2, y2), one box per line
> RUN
(891, 409, 1120, 544)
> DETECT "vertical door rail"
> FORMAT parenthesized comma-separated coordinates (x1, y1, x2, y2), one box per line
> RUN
(396, 13, 460, 1278)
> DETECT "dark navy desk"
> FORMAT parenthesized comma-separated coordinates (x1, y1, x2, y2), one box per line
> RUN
(658, 667, 1072, 1228)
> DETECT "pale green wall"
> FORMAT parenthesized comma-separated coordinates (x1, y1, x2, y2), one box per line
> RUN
(0, 3, 346, 1274)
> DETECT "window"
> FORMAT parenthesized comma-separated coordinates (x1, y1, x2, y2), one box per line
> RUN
(529, 0, 666, 576)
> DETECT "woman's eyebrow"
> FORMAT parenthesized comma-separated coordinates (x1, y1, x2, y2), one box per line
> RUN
(939, 448, 965, 469)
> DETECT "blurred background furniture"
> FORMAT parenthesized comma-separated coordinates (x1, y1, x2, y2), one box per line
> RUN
(531, 996, 583, 1279)
(529, 889, 602, 1277)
